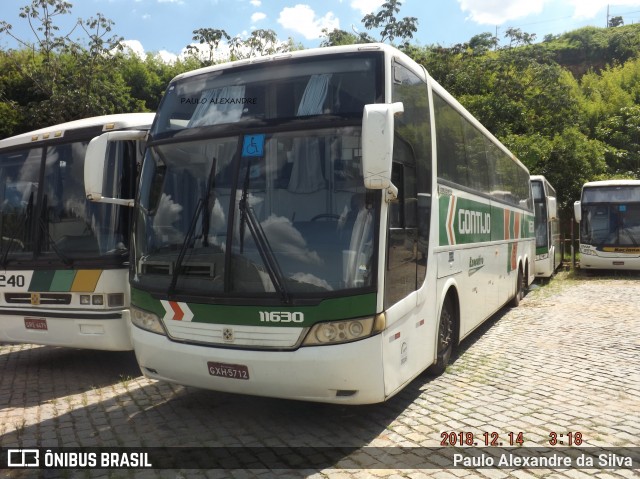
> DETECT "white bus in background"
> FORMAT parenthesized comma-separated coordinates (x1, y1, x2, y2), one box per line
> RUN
(0, 113, 154, 350)
(87, 44, 535, 404)
(574, 179, 640, 270)
(531, 175, 562, 278)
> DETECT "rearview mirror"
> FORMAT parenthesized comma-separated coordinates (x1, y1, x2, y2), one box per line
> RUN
(85, 130, 147, 206)
(548, 196, 558, 220)
(573, 201, 581, 223)
(361, 102, 404, 191)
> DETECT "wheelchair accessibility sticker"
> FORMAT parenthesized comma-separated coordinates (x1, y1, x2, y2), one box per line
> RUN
(242, 134, 265, 157)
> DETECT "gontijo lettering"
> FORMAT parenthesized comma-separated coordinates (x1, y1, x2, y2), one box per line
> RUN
(458, 209, 491, 235)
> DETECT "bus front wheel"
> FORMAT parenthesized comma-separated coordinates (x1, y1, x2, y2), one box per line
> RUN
(427, 296, 454, 376)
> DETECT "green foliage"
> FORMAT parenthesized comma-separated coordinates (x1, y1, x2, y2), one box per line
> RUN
(319, 28, 365, 47)
(504, 128, 608, 215)
(185, 28, 291, 66)
(0, 0, 142, 134)
(543, 24, 640, 76)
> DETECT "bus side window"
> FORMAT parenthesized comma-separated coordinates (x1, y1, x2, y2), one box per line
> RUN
(385, 151, 418, 309)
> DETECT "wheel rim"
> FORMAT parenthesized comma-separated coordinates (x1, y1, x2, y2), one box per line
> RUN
(439, 304, 453, 354)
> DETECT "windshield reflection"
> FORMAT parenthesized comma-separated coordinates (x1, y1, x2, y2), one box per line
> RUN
(134, 127, 379, 300)
(0, 141, 132, 264)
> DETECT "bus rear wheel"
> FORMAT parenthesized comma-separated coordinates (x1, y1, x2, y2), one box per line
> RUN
(511, 268, 524, 307)
(427, 296, 454, 376)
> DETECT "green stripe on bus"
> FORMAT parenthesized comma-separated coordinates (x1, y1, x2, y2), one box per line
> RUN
(131, 287, 377, 327)
(50, 270, 76, 292)
(28, 270, 56, 292)
(439, 193, 535, 246)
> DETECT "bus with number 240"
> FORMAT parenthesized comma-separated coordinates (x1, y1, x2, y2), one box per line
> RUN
(0, 113, 154, 351)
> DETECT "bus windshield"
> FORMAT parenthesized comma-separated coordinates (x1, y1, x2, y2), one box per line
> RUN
(0, 141, 132, 264)
(134, 127, 379, 301)
(531, 180, 548, 249)
(135, 54, 383, 302)
(581, 186, 640, 247)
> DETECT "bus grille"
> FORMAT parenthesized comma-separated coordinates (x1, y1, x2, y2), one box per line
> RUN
(164, 321, 304, 349)
(5, 293, 72, 305)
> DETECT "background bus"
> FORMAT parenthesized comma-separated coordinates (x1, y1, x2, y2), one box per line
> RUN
(574, 179, 640, 270)
(0, 113, 154, 350)
(531, 175, 562, 278)
(86, 44, 535, 403)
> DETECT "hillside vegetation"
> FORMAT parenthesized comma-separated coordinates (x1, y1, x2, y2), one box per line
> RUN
(1, 1, 639, 220)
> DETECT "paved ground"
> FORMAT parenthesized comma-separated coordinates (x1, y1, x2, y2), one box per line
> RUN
(1, 270, 639, 478)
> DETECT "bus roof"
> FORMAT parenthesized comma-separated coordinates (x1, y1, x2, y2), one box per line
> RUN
(169, 43, 407, 83)
(0, 113, 155, 149)
(583, 179, 640, 189)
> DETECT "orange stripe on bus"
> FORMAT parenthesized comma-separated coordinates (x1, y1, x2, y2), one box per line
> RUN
(70, 270, 103, 292)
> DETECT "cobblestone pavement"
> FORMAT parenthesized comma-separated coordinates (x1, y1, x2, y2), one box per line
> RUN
(1, 271, 639, 478)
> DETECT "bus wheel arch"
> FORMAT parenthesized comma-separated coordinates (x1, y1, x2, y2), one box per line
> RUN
(427, 287, 460, 376)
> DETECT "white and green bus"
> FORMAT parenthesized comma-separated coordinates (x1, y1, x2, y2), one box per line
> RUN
(86, 44, 535, 403)
(531, 175, 561, 278)
(0, 113, 154, 351)
(574, 179, 640, 270)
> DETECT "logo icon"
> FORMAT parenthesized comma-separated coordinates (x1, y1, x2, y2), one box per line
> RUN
(30, 293, 40, 305)
(222, 328, 234, 342)
(8, 449, 40, 467)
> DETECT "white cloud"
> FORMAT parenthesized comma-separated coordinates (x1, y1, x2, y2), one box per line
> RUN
(119, 39, 146, 59)
(350, 0, 383, 15)
(277, 4, 339, 40)
(457, 0, 548, 25)
(566, 0, 640, 19)
(250, 0, 262, 6)
(458, 0, 640, 25)
(251, 12, 267, 22)
(156, 50, 178, 63)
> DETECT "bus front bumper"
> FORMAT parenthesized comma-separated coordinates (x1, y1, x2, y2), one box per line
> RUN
(0, 309, 133, 351)
(132, 326, 386, 404)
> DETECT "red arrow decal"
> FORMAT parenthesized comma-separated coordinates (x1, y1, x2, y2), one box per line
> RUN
(169, 301, 184, 321)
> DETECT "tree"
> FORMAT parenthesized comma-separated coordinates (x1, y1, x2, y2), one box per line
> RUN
(186, 27, 292, 63)
(319, 28, 363, 47)
(503, 28, 537, 48)
(187, 28, 231, 66)
(361, 0, 418, 46)
(0, 0, 140, 133)
(608, 16, 624, 28)
(235, 29, 289, 59)
(467, 32, 498, 54)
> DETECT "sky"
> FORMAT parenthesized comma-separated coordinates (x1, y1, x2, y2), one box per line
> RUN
(2, 0, 640, 62)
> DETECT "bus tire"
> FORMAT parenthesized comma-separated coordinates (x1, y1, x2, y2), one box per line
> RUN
(511, 267, 524, 307)
(427, 296, 454, 376)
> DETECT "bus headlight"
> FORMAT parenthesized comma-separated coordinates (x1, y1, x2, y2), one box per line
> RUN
(131, 306, 166, 336)
(302, 314, 385, 346)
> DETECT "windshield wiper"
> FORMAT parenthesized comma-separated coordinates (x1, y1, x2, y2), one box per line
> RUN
(238, 164, 291, 304)
(37, 196, 73, 267)
(201, 157, 217, 247)
(0, 220, 25, 268)
(168, 198, 203, 296)
(38, 216, 73, 267)
(168, 156, 218, 295)
(0, 192, 33, 268)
